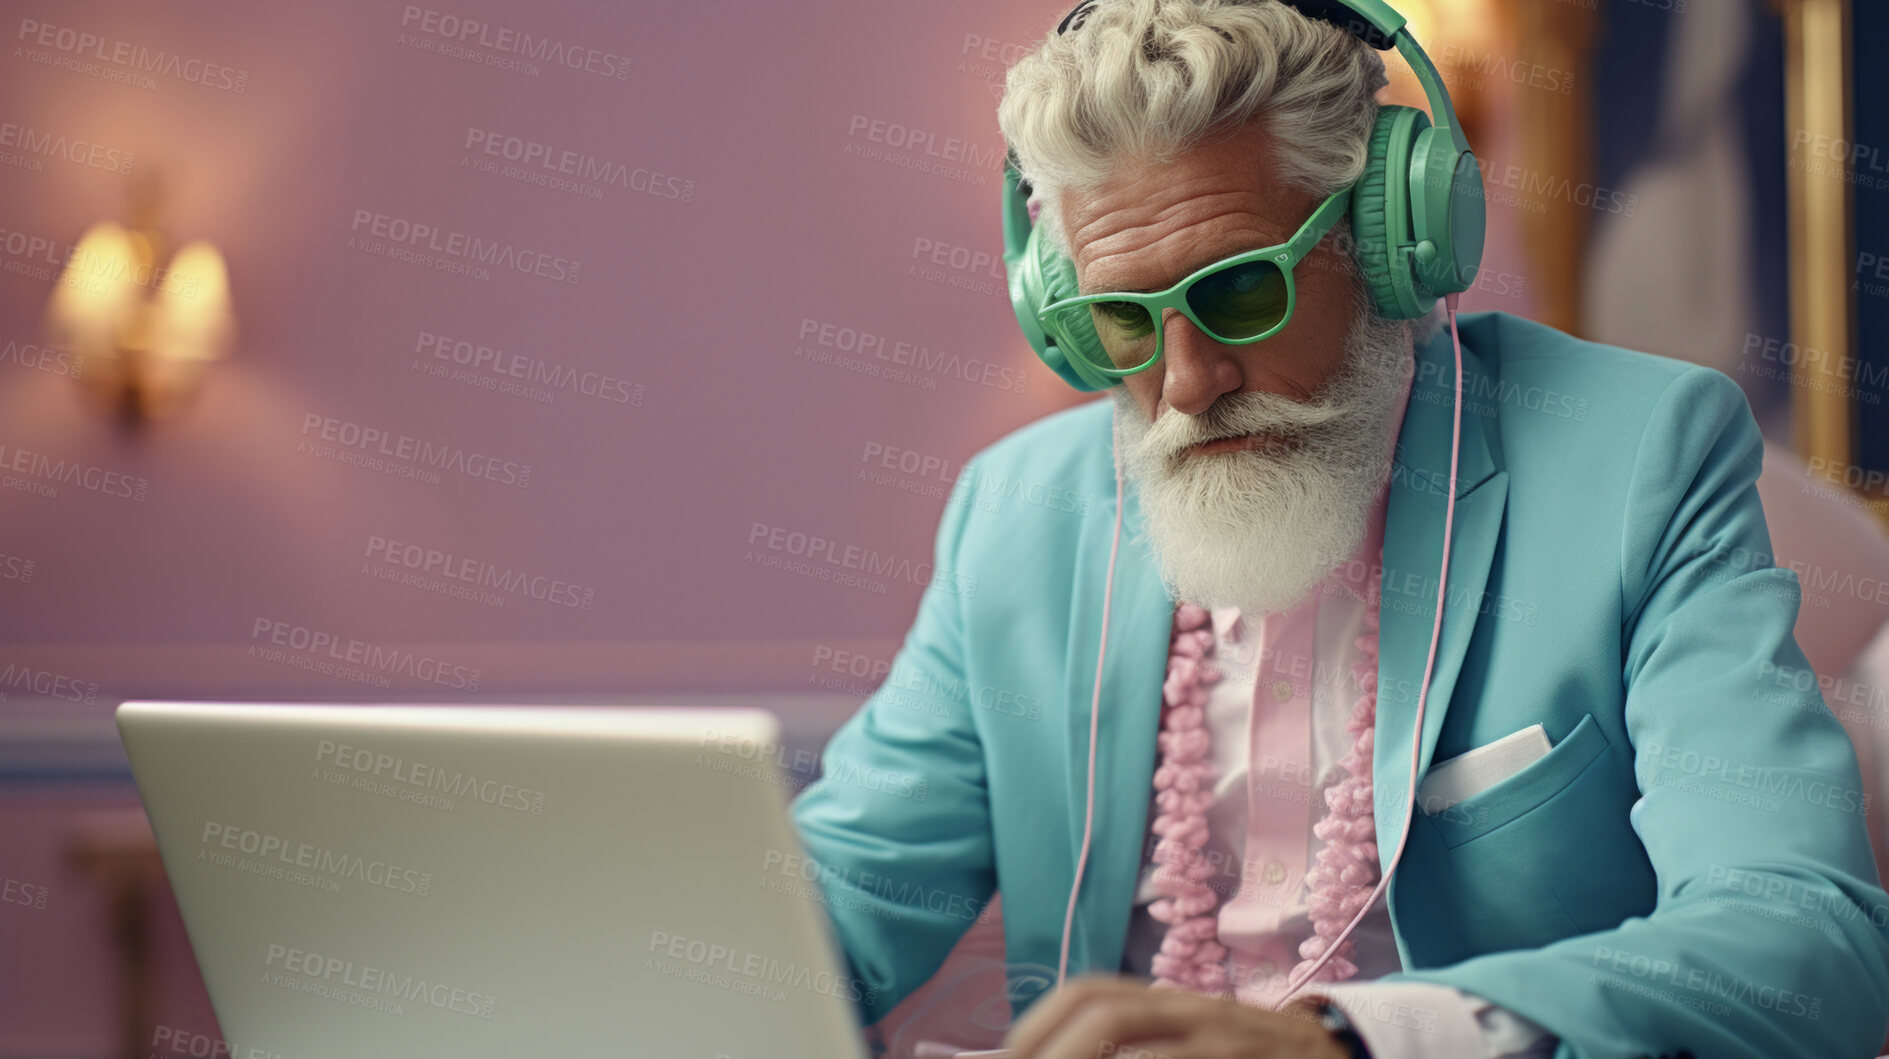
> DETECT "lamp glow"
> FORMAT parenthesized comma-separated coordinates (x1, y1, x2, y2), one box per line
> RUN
(45, 215, 234, 427)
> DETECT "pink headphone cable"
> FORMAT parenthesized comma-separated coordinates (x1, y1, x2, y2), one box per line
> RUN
(1272, 292, 1464, 1005)
(1057, 293, 1467, 1003)
(1057, 425, 1126, 987)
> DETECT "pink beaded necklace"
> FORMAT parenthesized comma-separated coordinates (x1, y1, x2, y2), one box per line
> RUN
(1145, 562, 1384, 999)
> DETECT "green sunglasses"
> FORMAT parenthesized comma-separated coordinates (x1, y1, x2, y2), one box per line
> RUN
(1036, 185, 1353, 379)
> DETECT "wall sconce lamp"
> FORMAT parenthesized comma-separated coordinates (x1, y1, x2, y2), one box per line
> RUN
(43, 175, 234, 429)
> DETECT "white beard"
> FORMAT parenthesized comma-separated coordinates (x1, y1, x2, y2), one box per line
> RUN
(1111, 297, 1413, 615)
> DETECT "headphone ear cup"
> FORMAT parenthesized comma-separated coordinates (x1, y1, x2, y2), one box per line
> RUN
(1350, 105, 1436, 321)
(1020, 225, 1119, 392)
(1003, 168, 1117, 393)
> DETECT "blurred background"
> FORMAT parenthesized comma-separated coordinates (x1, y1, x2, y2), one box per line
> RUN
(1, 0, 1886, 1055)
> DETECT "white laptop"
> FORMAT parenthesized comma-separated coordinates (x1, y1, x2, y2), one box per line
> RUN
(116, 700, 873, 1059)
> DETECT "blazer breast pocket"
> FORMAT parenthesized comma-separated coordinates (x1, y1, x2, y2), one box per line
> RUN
(1422, 713, 1610, 849)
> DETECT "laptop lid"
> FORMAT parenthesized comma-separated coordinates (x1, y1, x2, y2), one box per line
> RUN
(116, 700, 872, 1059)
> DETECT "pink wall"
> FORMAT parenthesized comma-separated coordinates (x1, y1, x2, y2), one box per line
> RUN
(0, 2, 1538, 1054)
(0, 0, 1536, 696)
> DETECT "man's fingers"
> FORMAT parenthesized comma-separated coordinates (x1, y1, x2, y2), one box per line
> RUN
(1003, 976, 1154, 1056)
(1036, 1000, 1200, 1059)
(1006, 977, 1209, 1059)
(1091, 1036, 1189, 1059)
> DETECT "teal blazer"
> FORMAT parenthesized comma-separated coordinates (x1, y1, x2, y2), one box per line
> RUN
(789, 311, 1889, 1058)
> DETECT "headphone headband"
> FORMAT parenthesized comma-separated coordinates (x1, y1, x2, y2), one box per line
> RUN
(1055, 0, 1096, 33)
(1055, 0, 1397, 43)
(1053, 0, 1395, 40)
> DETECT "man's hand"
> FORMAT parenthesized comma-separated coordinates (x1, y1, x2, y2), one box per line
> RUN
(999, 974, 1351, 1058)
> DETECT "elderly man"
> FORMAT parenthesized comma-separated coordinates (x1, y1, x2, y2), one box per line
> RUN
(789, 1, 1889, 1056)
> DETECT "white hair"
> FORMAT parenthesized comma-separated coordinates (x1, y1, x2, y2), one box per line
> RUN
(998, 0, 1390, 262)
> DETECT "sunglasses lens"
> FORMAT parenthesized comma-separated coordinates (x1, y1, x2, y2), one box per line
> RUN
(1187, 260, 1288, 340)
(1088, 300, 1159, 368)
(1049, 300, 1158, 371)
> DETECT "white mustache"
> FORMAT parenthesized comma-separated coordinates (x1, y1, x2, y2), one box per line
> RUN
(1139, 388, 1351, 465)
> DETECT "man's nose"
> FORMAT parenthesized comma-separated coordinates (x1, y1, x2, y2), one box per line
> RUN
(1158, 308, 1243, 417)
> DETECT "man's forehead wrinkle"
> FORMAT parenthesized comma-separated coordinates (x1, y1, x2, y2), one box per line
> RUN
(1068, 183, 1259, 249)
(1074, 204, 1287, 295)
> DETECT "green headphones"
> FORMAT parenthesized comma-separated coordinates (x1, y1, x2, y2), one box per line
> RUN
(1001, 0, 1487, 392)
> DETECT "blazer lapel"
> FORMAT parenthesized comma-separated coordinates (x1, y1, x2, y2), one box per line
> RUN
(1372, 328, 1508, 877)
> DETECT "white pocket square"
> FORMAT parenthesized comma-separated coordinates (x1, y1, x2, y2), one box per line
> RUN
(1417, 723, 1553, 814)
